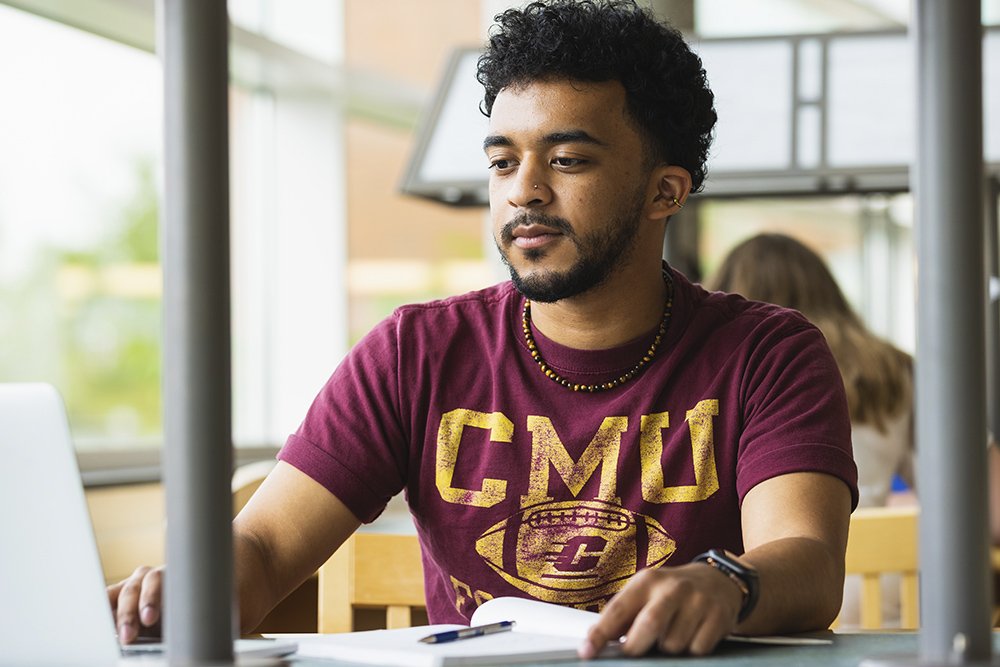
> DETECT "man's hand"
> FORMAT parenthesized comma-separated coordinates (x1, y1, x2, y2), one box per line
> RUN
(580, 561, 744, 658)
(104, 462, 362, 643)
(107, 565, 164, 644)
(581, 473, 853, 658)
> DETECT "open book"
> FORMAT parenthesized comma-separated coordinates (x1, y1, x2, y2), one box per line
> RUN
(271, 596, 832, 666)
(274, 597, 621, 666)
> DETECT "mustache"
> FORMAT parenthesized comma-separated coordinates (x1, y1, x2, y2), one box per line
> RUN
(500, 212, 574, 244)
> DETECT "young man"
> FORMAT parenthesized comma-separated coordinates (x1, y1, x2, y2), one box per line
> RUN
(111, 0, 857, 657)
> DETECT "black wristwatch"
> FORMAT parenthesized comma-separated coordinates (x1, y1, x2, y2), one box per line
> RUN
(693, 548, 759, 622)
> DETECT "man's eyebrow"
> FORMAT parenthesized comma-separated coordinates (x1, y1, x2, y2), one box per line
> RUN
(543, 130, 607, 147)
(482, 130, 608, 152)
(483, 135, 512, 151)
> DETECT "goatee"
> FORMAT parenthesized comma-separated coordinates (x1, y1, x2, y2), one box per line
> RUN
(496, 191, 645, 303)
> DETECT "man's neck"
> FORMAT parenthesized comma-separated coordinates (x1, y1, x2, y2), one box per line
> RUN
(527, 263, 671, 351)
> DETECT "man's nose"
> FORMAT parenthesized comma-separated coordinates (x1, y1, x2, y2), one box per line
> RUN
(506, 166, 551, 209)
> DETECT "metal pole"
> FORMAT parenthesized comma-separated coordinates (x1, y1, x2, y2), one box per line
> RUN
(161, 0, 234, 663)
(650, 0, 700, 281)
(915, 0, 992, 662)
(987, 177, 1000, 442)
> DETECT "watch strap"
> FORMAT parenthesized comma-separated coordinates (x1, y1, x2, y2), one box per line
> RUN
(693, 548, 760, 623)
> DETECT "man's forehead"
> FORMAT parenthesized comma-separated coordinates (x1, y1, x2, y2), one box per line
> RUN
(487, 79, 630, 138)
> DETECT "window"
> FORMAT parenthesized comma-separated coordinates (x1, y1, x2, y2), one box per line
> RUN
(0, 5, 163, 451)
(0, 2, 351, 470)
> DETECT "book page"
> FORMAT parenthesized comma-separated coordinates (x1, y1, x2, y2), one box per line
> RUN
(469, 596, 600, 640)
(273, 625, 596, 666)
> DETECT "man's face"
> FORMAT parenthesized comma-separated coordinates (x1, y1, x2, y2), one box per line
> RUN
(485, 79, 655, 303)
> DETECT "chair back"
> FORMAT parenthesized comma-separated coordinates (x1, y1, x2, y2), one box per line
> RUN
(839, 505, 920, 630)
(317, 532, 425, 632)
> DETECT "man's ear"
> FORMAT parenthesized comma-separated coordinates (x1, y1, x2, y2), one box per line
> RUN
(646, 165, 693, 220)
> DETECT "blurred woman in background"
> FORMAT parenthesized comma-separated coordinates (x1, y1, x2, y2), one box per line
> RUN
(708, 233, 914, 509)
(710, 232, 1000, 626)
(708, 233, 915, 628)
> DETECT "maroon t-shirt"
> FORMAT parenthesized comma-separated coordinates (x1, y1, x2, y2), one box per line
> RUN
(279, 268, 858, 624)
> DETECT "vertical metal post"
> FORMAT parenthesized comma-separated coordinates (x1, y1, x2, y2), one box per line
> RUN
(650, 0, 701, 280)
(161, 0, 234, 663)
(915, 0, 992, 662)
(987, 177, 1000, 442)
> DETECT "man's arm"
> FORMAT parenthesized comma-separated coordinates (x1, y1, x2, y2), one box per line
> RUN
(233, 461, 362, 631)
(737, 471, 851, 633)
(581, 471, 851, 657)
(109, 460, 362, 641)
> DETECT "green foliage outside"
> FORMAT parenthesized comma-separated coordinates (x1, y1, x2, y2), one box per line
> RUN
(0, 158, 162, 448)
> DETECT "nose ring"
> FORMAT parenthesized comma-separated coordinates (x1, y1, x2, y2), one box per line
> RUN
(533, 184, 538, 190)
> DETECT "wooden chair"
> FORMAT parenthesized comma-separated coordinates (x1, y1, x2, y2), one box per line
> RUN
(317, 531, 426, 632)
(838, 505, 920, 630)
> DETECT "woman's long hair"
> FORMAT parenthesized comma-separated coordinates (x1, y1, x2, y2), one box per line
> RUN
(707, 233, 912, 432)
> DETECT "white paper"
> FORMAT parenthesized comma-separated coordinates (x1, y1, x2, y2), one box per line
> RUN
(469, 597, 601, 640)
(269, 596, 830, 665)
(275, 624, 604, 666)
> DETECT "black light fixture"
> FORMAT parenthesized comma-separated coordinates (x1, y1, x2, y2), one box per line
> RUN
(399, 48, 490, 207)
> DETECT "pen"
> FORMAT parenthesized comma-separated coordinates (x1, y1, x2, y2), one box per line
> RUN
(418, 620, 515, 644)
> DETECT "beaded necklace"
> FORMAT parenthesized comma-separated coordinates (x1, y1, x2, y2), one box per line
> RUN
(521, 271, 674, 392)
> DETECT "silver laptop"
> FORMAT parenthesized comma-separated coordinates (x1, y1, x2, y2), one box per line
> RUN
(0, 383, 296, 665)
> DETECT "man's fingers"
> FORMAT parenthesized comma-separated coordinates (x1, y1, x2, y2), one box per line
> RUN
(621, 593, 679, 656)
(581, 611, 628, 658)
(686, 607, 731, 656)
(106, 579, 125, 614)
(583, 565, 743, 658)
(655, 603, 700, 655)
(620, 573, 702, 656)
(580, 597, 636, 657)
(580, 570, 657, 658)
(138, 568, 163, 628)
(115, 566, 152, 644)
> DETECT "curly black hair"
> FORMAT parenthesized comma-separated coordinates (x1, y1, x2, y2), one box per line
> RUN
(477, 0, 717, 192)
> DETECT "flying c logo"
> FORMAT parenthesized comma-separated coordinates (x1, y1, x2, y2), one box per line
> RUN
(554, 535, 607, 572)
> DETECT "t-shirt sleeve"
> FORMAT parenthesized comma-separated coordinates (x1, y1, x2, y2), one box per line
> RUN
(277, 314, 408, 523)
(735, 319, 860, 509)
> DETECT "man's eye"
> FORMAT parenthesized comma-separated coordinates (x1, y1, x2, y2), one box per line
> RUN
(553, 157, 585, 167)
(489, 159, 513, 171)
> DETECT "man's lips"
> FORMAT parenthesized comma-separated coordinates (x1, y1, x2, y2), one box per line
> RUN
(511, 224, 562, 249)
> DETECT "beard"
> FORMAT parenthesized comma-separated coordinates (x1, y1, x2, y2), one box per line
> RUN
(495, 188, 647, 303)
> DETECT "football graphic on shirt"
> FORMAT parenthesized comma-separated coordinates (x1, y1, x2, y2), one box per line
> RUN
(474, 499, 676, 606)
